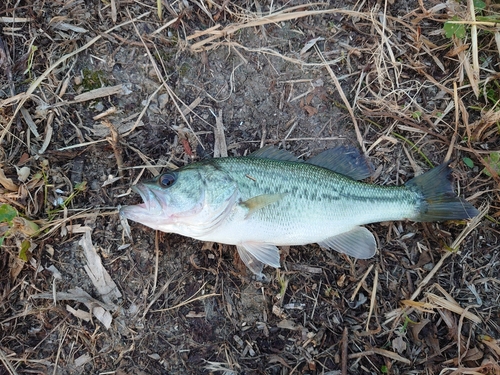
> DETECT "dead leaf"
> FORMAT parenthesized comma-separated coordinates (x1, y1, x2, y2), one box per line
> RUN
(446, 44, 470, 57)
(411, 318, 430, 343)
(463, 347, 484, 362)
(213, 109, 227, 158)
(278, 319, 301, 331)
(12, 217, 39, 236)
(392, 335, 407, 355)
(66, 305, 92, 321)
(300, 37, 325, 55)
(481, 335, 500, 356)
(303, 105, 318, 116)
(80, 230, 122, 304)
(186, 311, 206, 318)
(9, 255, 25, 281)
(0, 167, 18, 191)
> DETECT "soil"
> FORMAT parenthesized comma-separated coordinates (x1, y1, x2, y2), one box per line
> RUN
(0, 0, 499, 374)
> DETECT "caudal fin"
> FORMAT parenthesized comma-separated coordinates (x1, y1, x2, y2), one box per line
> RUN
(405, 162, 479, 222)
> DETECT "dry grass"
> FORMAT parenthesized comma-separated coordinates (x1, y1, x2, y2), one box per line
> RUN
(1, 0, 499, 374)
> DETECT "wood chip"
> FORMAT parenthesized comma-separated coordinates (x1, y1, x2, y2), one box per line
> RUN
(426, 293, 482, 323)
(371, 347, 411, 365)
(80, 230, 122, 304)
(66, 305, 91, 321)
(73, 84, 125, 103)
(213, 109, 227, 158)
(181, 97, 203, 116)
(20, 107, 39, 137)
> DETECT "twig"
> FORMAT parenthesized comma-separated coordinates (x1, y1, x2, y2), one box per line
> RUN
(102, 120, 124, 178)
(341, 327, 348, 375)
(350, 264, 373, 301)
(315, 46, 366, 153)
(0, 11, 151, 143)
(52, 327, 69, 375)
(410, 205, 488, 301)
(127, 9, 203, 148)
(366, 266, 379, 331)
(469, 0, 479, 98)
(0, 348, 18, 375)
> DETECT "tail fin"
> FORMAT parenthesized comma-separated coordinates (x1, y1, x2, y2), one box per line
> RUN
(405, 162, 479, 222)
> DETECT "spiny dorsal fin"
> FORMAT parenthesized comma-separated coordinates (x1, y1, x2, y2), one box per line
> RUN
(249, 146, 301, 162)
(306, 146, 372, 180)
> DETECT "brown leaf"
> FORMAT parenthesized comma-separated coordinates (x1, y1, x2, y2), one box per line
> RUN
(463, 347, 484, 362)
(303, 105, 318, 116)
(0, 167, 18, 191)
(481, 335, 500, 356)
(411, 318, 431, 343)
(9, 255, 25, 281)
(392, 335, 407, 355)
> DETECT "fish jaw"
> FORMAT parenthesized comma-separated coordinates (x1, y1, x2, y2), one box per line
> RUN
(119, 183, 168, 226)
(119, 174, 234, 236)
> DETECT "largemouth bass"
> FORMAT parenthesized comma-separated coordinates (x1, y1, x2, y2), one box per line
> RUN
(120, 146, 478, 278)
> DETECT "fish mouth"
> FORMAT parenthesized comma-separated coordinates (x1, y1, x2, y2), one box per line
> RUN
(120, 183, 164, 219)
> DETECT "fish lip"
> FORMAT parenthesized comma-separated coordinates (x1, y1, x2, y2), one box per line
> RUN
(131, 183, 152, 210)
(120, 183, 164, 218)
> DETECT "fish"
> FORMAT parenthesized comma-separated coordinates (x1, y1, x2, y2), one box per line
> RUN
(120, 146, 479, 278)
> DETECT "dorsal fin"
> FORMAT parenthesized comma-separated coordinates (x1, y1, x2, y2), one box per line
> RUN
(306, 146, 372, 180)
(249, 146, 301, 162)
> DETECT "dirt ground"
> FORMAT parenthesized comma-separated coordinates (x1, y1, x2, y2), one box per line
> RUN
(1, 0, 499, 374)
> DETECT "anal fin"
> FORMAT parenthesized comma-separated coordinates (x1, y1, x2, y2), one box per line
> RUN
(318, 226, 377, 259)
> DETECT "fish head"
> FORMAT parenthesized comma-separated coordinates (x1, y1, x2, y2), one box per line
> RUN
(119, 162, 237, 236)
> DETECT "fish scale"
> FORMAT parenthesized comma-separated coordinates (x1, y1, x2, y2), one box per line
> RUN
(120, 146, 479, 279)
(210, 157, 416, 226)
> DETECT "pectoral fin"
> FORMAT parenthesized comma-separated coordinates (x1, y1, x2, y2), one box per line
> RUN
(236, 242, 281, 277)
(240, 194, 285, 218)
(318, 226, 376, 259)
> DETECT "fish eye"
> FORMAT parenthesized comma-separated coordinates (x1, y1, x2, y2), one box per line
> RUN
(159, 173, 176, 188)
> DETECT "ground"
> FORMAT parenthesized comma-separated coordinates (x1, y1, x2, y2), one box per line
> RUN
(0, 0, 499, 374)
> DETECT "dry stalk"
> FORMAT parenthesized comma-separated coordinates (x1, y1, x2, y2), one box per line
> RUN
(153, 230, 160, 293)
(141, 270, 183, 319)
(0, 348, 17, 375)
(351, 264, 374, 302)
(315, 46, 366, 153)
(127, 10, 203, 149)
(187, 6, 381, 52)
(341, 327, 348, 375)
(410, 204, 488, 301)
(468, 0, 479, 97)
(0, 11, 151, 143)
(101, 120, 124, 178)
(366, 266, 379, 331)
(152, 285, 220, 313)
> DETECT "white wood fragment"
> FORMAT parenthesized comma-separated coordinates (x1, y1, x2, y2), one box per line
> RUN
(80, 230, 122, 304)
(74, 353, 92, 367)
